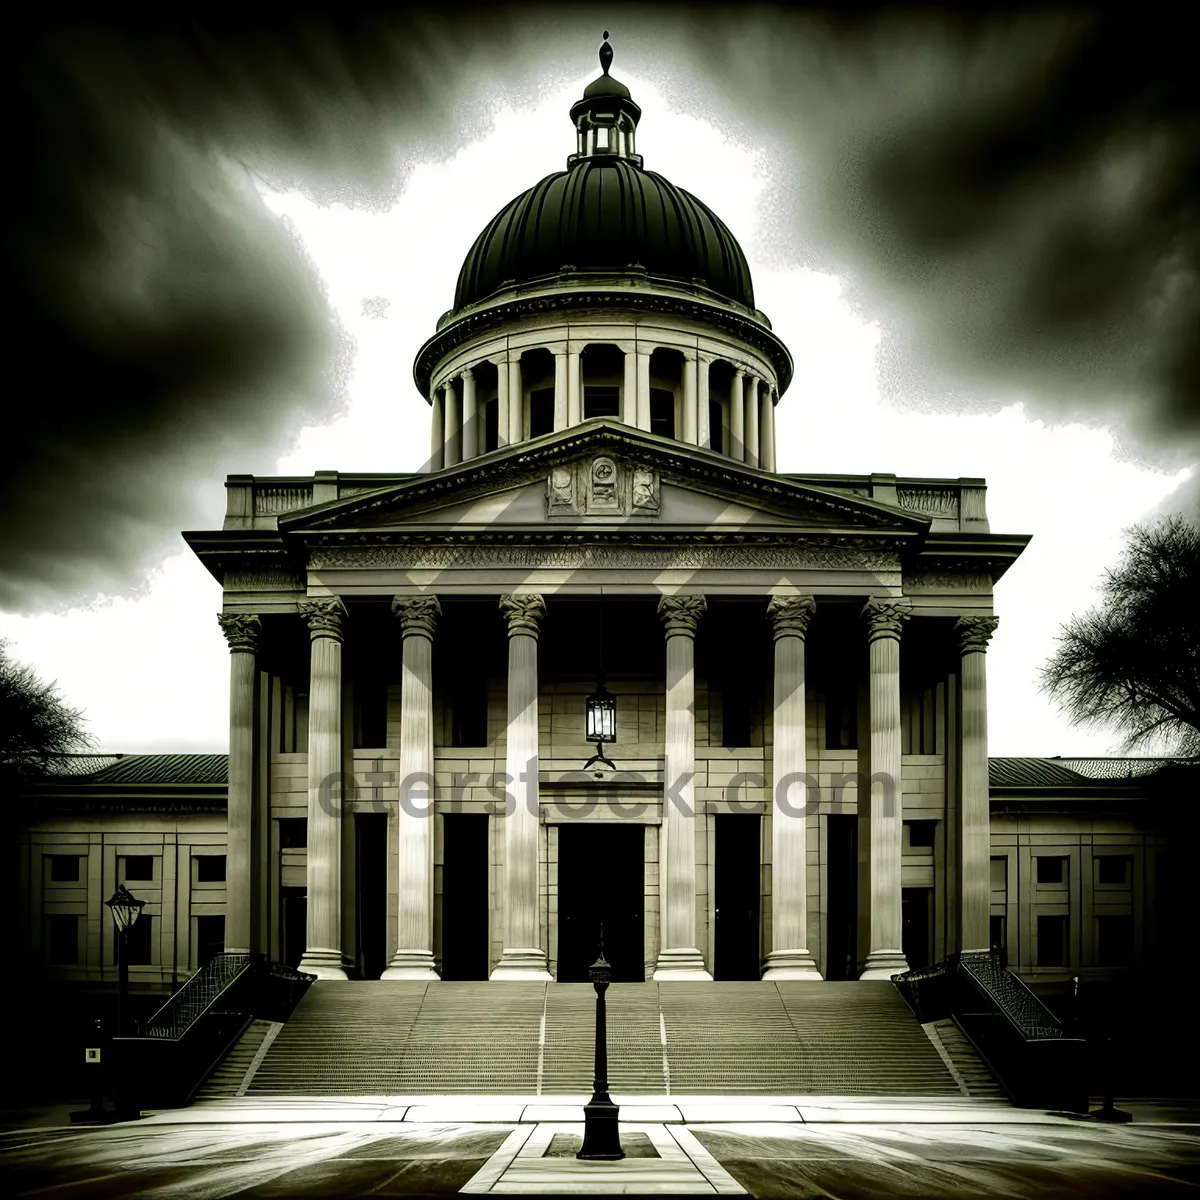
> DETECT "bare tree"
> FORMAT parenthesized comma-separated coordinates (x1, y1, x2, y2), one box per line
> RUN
(0, 640, 93, 788)
(1042, 516, 1200, 755)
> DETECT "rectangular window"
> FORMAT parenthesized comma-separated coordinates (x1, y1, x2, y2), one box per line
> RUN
(195, 855, 226, 883)
(1096, 914, 1133, 966)
(47, 855, 81, 883)
(122, 916, 153, 967)
(584, 386, 620, 418)
(649, 388, 675, 439)
(1036, 914, 1068, 967)
(46, 914, 79, 965)
(1035, 855, 1066, 885)
(196, 915, 225, 968)
(823, 680, 857, 750)
(121, 855, 154, 882)
(529, 388, 554, 438)
(720, 680, 754, 748)
(905, 820, 936, 850)
(279, 818, 307, 849)
(1097, 855, 1131, 886)
(990, 856, 1008, 891)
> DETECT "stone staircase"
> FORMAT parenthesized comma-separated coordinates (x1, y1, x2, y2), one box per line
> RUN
(923, 1018, 1007, 1099)
(194, 1019, 281, 1099)
(208, 980, 966, 1098)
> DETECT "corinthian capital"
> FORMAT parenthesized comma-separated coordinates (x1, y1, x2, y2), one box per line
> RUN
(955, 614, 1000, 654)
(298, 597, 348, 642)
(862, 597, 912, 643)
(657, 593, 707, 639)
(391, 595, 442, 639)
(499, 593, 546, 638)
(217, 613, 261, 654)
(767, 593, 816, 641)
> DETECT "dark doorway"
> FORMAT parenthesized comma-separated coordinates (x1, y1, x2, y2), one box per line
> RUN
(714, 814, 761, 979)
(281, 887, 307, 969)
(826, 815, 858, 980)
(901, 887, 933, 971)
(557, 823, 644, 982)
(441, 814, 490, 980)
(356, 813, 388, 979)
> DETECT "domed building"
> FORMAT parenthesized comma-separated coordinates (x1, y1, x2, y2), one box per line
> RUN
(19, 43, 1183, 1104)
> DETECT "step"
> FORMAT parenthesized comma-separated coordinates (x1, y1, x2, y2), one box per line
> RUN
(194, 1019, 277, 1099)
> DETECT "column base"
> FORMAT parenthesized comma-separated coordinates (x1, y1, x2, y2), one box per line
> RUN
(490, 948, 552, 981)
(298, 948, 348, 980)
(381, 950, 440, 981)
(858, 949, 909, 980)
(652, 948, 712, 981)
(762, 950, 824, 981)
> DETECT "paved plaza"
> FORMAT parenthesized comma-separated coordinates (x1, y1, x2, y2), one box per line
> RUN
(2, 1097, 1198, 1197)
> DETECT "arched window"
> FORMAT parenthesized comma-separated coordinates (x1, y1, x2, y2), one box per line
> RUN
(709, 399, 724, 454)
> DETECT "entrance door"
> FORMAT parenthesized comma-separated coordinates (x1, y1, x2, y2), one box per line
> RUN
(557, 823, 644, 982)
(901, 887, 933, 971)
(825, 814, 858, 980)
(714, 814, 761, 980)
(441, 814, 490, 980)
(355, 813, 388, 979)
(281, 887, 307, 969)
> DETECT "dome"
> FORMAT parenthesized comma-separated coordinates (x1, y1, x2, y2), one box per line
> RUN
(453, 157, 756, 313)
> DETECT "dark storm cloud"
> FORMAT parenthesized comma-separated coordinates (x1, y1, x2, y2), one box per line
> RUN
(1, 8, 580, 612)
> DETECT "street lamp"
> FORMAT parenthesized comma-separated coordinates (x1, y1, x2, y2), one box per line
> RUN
(105, 883, 145, 1038)
(577, 931, 623, 1160)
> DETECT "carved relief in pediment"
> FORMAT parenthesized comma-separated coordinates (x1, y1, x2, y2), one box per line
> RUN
(545, 455, 660, 519)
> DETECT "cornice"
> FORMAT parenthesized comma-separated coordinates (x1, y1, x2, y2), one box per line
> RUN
(908, 531, 1032, 583)
(183, 529, 299, 585)
(414, 287, 794, 397)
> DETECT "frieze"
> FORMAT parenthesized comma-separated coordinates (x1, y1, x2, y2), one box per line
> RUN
(224, 569, 304, 592)
(905, 572, 993, 593)
(896, 487, 960, 519)
(309, 543, 900, 572)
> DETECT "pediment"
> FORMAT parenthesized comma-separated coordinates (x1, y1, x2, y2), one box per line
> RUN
(279, 422, 928, 537)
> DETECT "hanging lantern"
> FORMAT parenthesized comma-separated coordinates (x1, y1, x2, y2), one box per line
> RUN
(586, 682, 617, 744)
(105, 883, 145, 932)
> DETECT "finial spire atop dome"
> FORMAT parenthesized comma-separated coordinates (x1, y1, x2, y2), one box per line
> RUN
(599, 31, 613, 74)
(568, 31, 643, 168)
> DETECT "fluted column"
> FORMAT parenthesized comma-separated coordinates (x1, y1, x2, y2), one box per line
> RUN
(956, 615, 999, 955)
(553, 349, 569, 432)
(654, 594, 712, 980)
(492, 593, 552, 980)
(730, 369, 745, 462)
(567, 346, 583, 426)
(461, 367, 478, 461)
(682, 353, 699, 445)
(507, 356, 523, 446)
(382, 596, 442, 979)
(443, 380, 461, 468)
(760, 389, 777, 471)
(621, 342, 637, 425)
(217, 613, 260, 955)
(859, 598, 911, 979)
(697, 355, 712, 449)
(637, 349, 652, 431)
(297, 598, 349, 979)
(744, 376, 760, 468)
(763, 596, 822, 979)
(429, 389, 445, 472)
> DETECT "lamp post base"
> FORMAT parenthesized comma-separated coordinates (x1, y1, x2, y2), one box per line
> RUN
(578, 1096, 624, 1160)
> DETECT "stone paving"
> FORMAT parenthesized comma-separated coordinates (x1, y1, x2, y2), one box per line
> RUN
(0, 1097, 1197, 1197)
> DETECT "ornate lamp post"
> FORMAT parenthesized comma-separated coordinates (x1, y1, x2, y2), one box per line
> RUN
(578, 932, 623, 1160)
(105, 883, 145, 1038)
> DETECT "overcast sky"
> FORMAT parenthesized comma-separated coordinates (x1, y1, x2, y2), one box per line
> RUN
(0, 10, 1193, 758)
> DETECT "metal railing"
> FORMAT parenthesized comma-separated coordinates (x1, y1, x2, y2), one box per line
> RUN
(142, 953, 256, 1040)
(957, 951, 1063, 1040)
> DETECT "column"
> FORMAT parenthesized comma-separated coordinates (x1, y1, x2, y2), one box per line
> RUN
(507, 356, 523, 446)
(730, 369, 745, 462)
(636, 349, 652, 431)
(622, 343, 637, 425)
(744, 376, 760, 468)
(429, 389, 445, 472)
(956, 615, 999, 955)
(567, 346, 583, 426)
(443, 380, 460, 468)
(553, 349, 568, 432)
(495, 354, 510, 449)
(654, 594, 712, 980)
(461, 367, 478, 462)
(763, 595, 822, 979)
(217, 613, 260, 955)
(681, 353, 698, 445)
(859, 597, 911, 979)
(760, 388, 777, 472)
(492, 593, 552, 979)
(383, 596, 442, 979)
(297, 598, 349, 979)
(697, 355, 711, 449)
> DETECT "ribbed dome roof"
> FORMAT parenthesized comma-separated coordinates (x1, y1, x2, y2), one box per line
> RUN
(453, 157, 756, 313)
